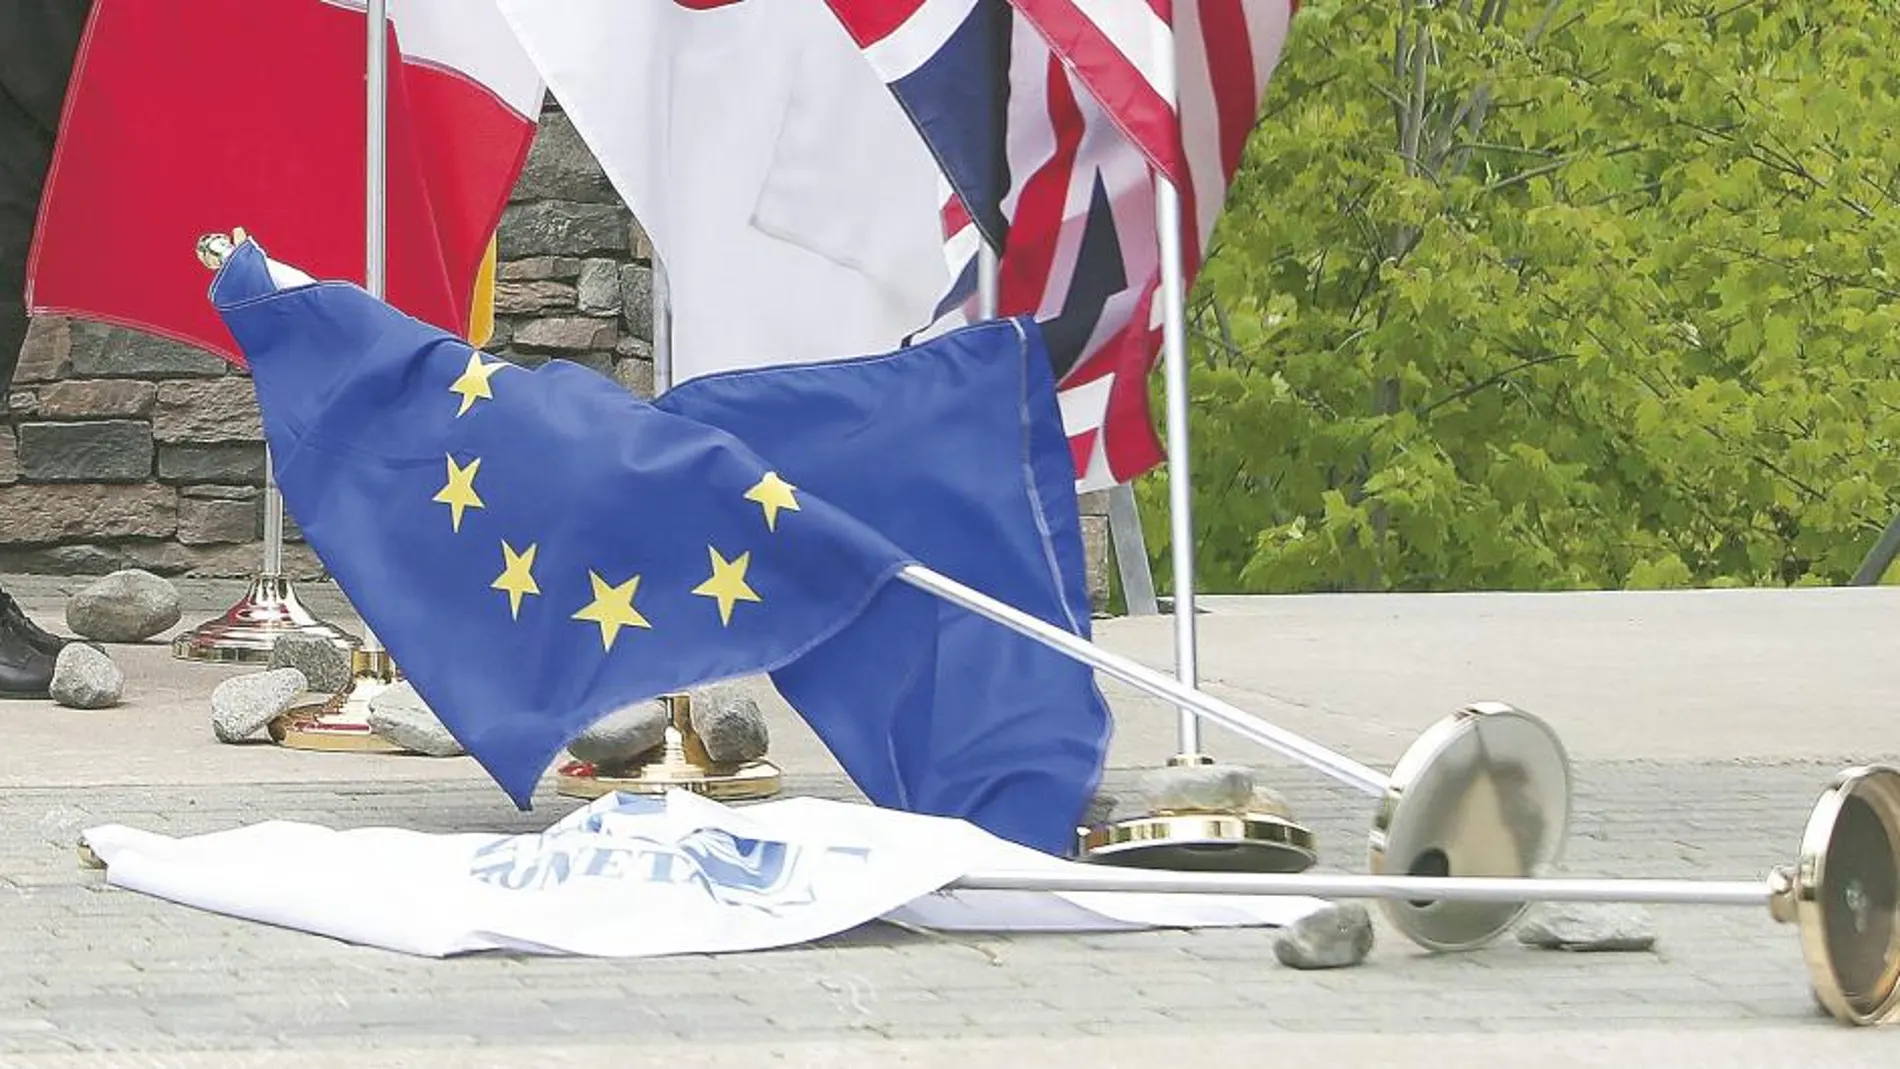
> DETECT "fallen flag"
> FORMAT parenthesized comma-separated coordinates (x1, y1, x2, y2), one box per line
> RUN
(209, 237, 1108, 855)
(80, 790, 1327, 958)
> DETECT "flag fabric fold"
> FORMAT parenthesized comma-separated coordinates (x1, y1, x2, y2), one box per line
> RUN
(827, 0, 1297, 490)
(494, 0, 953, 384)
(209, 239, 1108, 856)
(80, 790, 1325, 959)
(28, 0, 543, 360)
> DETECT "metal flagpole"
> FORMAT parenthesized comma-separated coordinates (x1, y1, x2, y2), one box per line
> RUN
(651, 253, 672, 394)
(1073, 25, 1316, 872)
(263, 0, 403, 751)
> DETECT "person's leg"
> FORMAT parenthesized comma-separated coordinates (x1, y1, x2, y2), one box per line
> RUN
(0, 3, 94, 696)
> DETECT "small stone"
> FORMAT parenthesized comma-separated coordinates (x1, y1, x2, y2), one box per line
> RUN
(689, 686, 769, 764)
(1273, 902, 1375, 970)
(265, 633, 352, 694)
(210, 668, 308, 743)
(64, 569, 182, 643)
(568, 699, 669, 766)
(1515, 903, 1657, 952)
(1083, 792, 1118, 826)
(366, 681, 466, 757)
(49, 643, 123, 709)
(1139, 763, 1255, 813)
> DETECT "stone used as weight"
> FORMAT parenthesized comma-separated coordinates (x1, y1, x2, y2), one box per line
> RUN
(1515, 903, 1657, 952)
(49, 643, 123, 709)
(266, 633, 353, 694)
(689, 686, 769, 764)
(211, 668, 307, 743)
(568, 699, 669, 767)
(65, 569, 181, 643)
(1274, 902, 1375, 970)
(1139, 763, 1255, 813)
(366, 681, 466, 757)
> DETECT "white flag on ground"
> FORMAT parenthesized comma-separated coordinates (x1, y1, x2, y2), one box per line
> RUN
(81, 792, 1326, 958)
(493, 0, 953, 385)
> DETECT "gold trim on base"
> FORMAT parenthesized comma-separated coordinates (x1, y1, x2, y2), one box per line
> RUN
(1081, 812, 1318, 874)
(170, 574, 359, 665)
(554, 693, 783, 802)
(270, 647, 412, 755)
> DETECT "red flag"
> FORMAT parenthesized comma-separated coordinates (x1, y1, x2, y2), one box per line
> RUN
(25, 0, 543, 365)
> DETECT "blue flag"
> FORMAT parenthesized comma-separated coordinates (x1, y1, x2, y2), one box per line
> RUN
(209, 240, 1108, 855)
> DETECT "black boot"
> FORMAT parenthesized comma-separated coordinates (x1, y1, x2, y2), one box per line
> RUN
(0, 588, 72, 656)
(0, 613, 54, 699)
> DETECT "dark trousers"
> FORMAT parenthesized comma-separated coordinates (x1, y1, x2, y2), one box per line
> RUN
(0, 1, 93, 397)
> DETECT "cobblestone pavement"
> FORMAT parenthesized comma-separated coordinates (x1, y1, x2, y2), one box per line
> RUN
(2, 577, 1897, 1065)
(0, 762, 1883, 1066)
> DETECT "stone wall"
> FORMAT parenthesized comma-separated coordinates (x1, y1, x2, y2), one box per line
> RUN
(0, 100, 1110, 607)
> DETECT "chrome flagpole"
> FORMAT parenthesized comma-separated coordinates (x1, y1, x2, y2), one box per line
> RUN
(268, 0, 403, 751)
(1073, 27, 1316, 873)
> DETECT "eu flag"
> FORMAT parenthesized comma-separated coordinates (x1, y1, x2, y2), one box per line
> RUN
(209, 239, 1108, 855)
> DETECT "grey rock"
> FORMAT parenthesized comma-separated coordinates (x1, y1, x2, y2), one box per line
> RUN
(211, 668, 308, 743)
(1083, 792, 1118, 826)
(576, 258, 622, 315)
(49, 643, 124, 709)
(512, 111, 617, 203)
(266, 633, 353, 694)
(1515, 903, 1657, 952)
(1273, 902, 1375, 970)
(366, 682, 466, 757)
(690, 687, 770, 764)
(568, 699, 670, 766)
(1140, 763, 1255, 813)
(64, 568, 182, 643)
(67, 320, 226, 378)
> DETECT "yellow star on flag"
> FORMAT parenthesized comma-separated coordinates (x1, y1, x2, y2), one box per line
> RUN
(571, 570, 651, 651)
(491, 540, 540, 619)
(692, 546, 762, 626)
(449, 351, 507, 417)
(744, 471, 800, 532)
(432, 455, 484, 532)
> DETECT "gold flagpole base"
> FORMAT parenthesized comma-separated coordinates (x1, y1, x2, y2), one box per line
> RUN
(1078, 752, 1319, 873)
(268, 646, 409, 753)
(170, 574, 360, 665)
(556, 693, 782, 802)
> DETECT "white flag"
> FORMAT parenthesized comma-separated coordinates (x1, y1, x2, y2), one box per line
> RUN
(81, 792, 1326, 958)
(494, 0, 953, 385)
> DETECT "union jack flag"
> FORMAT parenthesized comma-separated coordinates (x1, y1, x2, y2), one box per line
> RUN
(826, 0, 1296, 490)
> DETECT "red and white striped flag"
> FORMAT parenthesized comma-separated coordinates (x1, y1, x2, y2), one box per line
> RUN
(831, 0, 1296, 490)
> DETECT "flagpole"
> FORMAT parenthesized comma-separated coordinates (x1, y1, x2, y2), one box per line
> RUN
(259, 0, 406, 752)
(977, 244, 999, 319)
(651, 252, 672, 393)
(359, 0, 389, 663)
(1073, 26, 1315, 874)
(1153, 47, 1201, 759)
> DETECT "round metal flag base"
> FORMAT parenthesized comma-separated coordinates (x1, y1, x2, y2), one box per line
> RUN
(1368, 701, 1573, 952)
(554, 693, 783, 802)
(1787, 764, 1900, 1026)
(1080, 812, 1318, 873)
(554, 756, 784, 802)
(170, 574, 360, 665)
(268, 647, 410, 755)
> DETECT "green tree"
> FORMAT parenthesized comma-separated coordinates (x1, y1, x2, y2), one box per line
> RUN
(1137, 0, 1900, 594)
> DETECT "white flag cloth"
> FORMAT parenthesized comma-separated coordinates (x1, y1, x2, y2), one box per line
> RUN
(81, 791, 1326, 958)
(493, 0, 953, 386)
